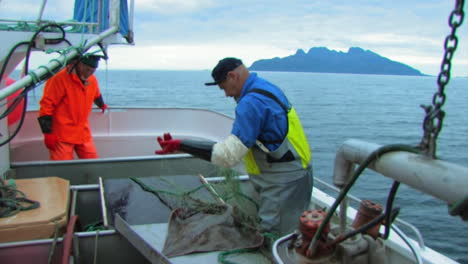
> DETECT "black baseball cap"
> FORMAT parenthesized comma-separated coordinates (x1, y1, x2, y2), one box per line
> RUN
(80, 54, 101, 68)
(204, 57, 243, 85)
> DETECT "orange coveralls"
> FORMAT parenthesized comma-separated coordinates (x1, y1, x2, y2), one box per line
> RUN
(39, 67, 102, 160)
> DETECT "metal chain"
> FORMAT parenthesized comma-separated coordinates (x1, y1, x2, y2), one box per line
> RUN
(418, 0, 465, 158)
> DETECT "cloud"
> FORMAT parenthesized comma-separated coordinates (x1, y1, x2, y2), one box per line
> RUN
(105, 44, 293, 70)
(0, 1, 42, 19)
(2, 0, 467, 76)
(136, 0, 216, 14)
(0, 0, 71, 20)
(124, 1, 467, 76)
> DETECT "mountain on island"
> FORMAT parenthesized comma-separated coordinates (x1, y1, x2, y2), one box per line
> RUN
(249, 47, 424, 76)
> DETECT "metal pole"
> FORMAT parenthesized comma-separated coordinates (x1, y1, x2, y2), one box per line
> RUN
(333, 139, 468, 205)
(36, 0, 48, 25)
(0, 26, 119, 100)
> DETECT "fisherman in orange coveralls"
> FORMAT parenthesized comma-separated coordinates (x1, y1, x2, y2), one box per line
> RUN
(38, 54, 108, 160)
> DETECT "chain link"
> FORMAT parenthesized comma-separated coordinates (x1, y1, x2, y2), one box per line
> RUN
(418, 0, 465, 158)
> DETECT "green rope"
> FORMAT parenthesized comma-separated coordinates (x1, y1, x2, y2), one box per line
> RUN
(131, 175, 268, 263)
(63, 19, 86, 33)
(130, 176, 214, 213)
(217, 231, 279, 264)
(211, 170, 260, 210)
(0, 180, 40, 218)
(262, 232, 280, 245)
(84, 220, 106, 231)
(218, 248, 258, 264)
(38, 65, 55, 76)
(49, 58, 65, 68)
(16, 21, 34, 31)
(130, 176, 261, 229)
(28, 71, 40, 84)
(130, 177, 206, 197)
(8, 178, 16, 188)
(46, 45, 76, 55)
(131, 176, 260, 211)
(222, 191, 259, 211)
(0, 20, 83, 33)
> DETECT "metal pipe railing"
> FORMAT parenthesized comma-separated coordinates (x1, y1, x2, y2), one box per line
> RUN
(0, 19, 99, 27)
(333, 139, 468, 205)
(0, 26, 118, 101)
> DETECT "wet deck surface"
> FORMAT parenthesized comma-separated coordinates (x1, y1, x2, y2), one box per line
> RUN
(103, 175, 215, 226)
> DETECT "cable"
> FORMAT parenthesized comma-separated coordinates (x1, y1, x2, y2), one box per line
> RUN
(0, 87, 29, 147)
(0, 41, 30, 85)
(23, 24, 71, 74)
(328, 207, 400, 247)
(383, 181, 401, 239)
(308, 144, 420, 255)
(392, 225, 423, 264)
(0, 23, 72, 146)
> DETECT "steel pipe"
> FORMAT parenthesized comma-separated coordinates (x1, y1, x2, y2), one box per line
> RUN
(333, 139, 468, 205)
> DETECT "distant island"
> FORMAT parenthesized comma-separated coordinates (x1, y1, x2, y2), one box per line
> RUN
(249, 47, 425, 76)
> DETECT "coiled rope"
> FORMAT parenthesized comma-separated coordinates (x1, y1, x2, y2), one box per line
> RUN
(0, 179, 40, 218)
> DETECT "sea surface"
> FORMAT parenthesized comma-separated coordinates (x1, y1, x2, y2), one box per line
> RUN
(26, 70, 468, 263)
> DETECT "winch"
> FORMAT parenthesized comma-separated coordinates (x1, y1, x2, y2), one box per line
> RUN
(287, 200, 387, 264)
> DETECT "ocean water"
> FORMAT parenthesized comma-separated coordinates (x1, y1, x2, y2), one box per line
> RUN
(26, 70, 468, 263)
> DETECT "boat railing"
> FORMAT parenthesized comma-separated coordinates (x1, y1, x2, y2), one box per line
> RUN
(10, 107, 234, 144)
(0, 19, 100, 33)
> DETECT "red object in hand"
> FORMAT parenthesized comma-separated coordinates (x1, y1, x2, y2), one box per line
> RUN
(44, 133, 58, 150)
(155, 133, 181, 154)
(100, 103, 108, 113)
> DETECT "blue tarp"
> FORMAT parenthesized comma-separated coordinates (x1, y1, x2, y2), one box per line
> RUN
(73, 0, 130, 41)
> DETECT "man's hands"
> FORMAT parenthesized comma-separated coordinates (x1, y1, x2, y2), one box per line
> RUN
(100, 103, 108, 113)
(44, 133, 58, 150)
(94, 95, 108, 113)
(155, 133, 181, 154)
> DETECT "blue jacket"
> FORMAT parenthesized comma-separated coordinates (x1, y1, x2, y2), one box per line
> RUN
(232, 73, 289, 151)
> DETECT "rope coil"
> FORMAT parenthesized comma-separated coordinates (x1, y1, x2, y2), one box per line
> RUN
(0, 179, 40, 218)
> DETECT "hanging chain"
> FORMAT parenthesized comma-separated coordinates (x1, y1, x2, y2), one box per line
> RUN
(418, 0, 465, 158)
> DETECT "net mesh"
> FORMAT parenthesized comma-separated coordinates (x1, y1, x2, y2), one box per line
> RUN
(127, 168, 265, 257)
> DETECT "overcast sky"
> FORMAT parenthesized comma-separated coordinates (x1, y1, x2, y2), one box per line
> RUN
(1, 0, 467, 76)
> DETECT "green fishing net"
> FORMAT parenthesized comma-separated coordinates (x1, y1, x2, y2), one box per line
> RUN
(127, 168, 264, 257)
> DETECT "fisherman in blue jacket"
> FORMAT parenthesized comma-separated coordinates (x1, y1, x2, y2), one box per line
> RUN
(155, 57, 313, 236)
